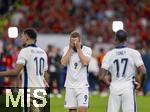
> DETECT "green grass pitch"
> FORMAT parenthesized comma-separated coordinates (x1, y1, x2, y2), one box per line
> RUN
(50, 95, 150, 112)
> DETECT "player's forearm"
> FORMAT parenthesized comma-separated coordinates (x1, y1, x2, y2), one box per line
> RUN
(140, 73, 146, 88)
(77, 48, 89, 66)
(0, 70, 18, 77)
(138, 65, 147, 88)
(99, 68, 110, 85)
(61, 48, 72, 66)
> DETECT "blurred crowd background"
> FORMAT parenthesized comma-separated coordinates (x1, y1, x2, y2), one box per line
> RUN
(0, 0, 150, 97)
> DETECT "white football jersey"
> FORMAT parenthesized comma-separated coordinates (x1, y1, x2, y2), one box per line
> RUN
(101, 46, 144, 94)
(63, 45, 92, 88)
(16, 44, 48, 87)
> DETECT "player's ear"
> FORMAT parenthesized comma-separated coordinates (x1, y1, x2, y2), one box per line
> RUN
(24, 33, 28, 40)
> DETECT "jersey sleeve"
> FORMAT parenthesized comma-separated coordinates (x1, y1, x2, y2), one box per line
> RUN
(16, 48, 29, 65)
(101, 52, 110, 70)
(62, 46, 68, 57)
(133, 51, 144, 67)
(84, 47, 92, 61)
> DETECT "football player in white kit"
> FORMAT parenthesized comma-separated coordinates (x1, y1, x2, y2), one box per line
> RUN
(100, 30, 146, 112)
(61, 32, 92, 112)
(0, 28, 48, 112)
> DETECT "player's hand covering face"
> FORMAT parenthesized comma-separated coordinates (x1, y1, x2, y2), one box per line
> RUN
(74, 38, 80, 49)
(70, 36, 80, 52)
(69, 37, 75, 48)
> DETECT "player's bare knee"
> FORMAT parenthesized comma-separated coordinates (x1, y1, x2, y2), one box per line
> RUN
(79, 107, 88, 112)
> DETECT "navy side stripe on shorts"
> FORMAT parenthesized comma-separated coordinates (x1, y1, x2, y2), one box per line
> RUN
(24, 64, 28, 112)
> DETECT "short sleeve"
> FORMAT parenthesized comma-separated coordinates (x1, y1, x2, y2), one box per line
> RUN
(62, 46, 68, 57)
(101, 52, 110, 70)
(16, 49, 28, 65)
(133, 51, 144, 67)
(84, 47, 92, 61)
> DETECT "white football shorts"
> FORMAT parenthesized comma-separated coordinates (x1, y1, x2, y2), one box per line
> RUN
(64, 87, 89, 109)
(107, 88, 136, 112)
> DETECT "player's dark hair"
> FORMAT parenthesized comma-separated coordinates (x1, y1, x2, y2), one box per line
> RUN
(23, 28, 37, 40)
(70, 32, 80, 38)
(115, 30, 127, 42)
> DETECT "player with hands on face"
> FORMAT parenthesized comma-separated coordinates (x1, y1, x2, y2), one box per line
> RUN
(61, 31, 92, 112)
